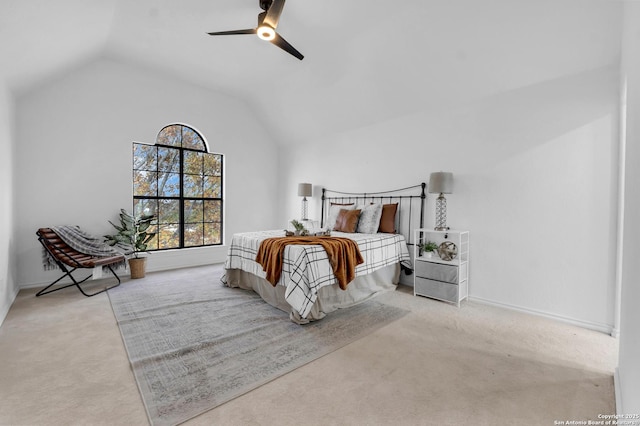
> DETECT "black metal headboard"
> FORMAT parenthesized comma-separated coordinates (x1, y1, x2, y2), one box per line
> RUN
(320, 183, 426, 246)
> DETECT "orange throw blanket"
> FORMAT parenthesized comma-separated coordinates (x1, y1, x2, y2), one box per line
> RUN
(255, 236, 364, 290)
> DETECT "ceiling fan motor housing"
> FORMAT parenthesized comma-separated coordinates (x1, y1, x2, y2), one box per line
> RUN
(260, 0, 273, 11)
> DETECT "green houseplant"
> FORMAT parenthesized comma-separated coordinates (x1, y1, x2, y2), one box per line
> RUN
(104, 209, 156, 279)
(421, 241, 439, 258)
(290, 219, 309, 236)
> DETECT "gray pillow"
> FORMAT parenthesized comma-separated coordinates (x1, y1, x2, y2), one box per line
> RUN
(356, 203, 383, 234)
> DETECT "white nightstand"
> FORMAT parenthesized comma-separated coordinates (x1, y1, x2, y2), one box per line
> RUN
(413, 229, 469, 307)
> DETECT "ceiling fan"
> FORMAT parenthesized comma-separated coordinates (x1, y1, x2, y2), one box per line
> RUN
(207, 0, 304, 60)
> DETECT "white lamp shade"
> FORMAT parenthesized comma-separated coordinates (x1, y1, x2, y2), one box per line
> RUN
(297, 183, 312, 197)
(428, 172, 453, 194)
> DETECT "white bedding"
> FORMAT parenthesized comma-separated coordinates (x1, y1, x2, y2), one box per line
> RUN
(222, 230, 412, 319)
(225, 265, 399, 323)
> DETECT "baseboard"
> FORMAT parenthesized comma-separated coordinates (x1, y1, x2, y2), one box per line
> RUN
(20, 246, 229, 290)
(144, 246, 227, 274)
(20, 274, 126, 290)
(0, 284, 20, 328)
(469, 296, 614, 335)
(614, 367, 622, 414)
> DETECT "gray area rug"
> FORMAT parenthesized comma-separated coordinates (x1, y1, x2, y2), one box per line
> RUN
(108, 264, 409, 426)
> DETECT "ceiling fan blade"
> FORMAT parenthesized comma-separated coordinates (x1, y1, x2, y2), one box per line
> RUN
(263, 0, 285, 29)
(270, 32, 304, 60)
(207, 29, 256, 36)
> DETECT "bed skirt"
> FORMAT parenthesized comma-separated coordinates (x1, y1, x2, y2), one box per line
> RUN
(225, 263, 400, 324)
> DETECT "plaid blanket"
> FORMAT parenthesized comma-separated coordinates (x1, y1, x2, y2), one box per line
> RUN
(223, 230, 412, 319)
(256, 236, 364, 289)
(43, 226, 126, 270)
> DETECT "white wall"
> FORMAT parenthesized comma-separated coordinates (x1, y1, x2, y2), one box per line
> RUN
(0, 80, 17, 325)
(618, 1, 640, 415)
(278, 6, 621, 333)
(15, 56, 280, 288)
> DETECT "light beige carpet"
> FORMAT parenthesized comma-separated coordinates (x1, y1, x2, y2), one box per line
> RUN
(0, 264, 617, 425)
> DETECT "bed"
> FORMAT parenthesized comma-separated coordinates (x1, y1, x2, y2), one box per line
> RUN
(222, 183, 427, 323)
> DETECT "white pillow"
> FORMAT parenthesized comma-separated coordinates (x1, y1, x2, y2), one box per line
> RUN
(326, 203, 355, 230)
(356, 203, 383, 234)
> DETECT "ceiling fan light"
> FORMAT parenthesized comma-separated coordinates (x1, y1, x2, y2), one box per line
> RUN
(257, 25, 275, 41)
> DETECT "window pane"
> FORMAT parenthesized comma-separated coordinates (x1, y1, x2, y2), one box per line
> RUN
(184, 223, 204, 247)
(184, 151, 203, 175)
(157, 125, 181, 147)
(184, 200, 203, 223)
(142, 225, 159, 251)
(183, 174, 203, 197)
(204, 200, 221, 222)
(158, 172, 180, 197)
(133, 144, 157, 171)
(182, 126, 205, 151)
(204, 176, 221, 198)
(134, 199, 158, 218)
(204, 223, 221, 245)
(203, 154, 221, 176)
(158, 147, 180, 172)
(158, 224, 180, 249)
(158, 199, 180, 224)
(134, 171, 157, 196)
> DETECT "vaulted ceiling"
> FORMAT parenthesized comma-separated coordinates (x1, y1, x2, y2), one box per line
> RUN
(0, 0, 623, 145)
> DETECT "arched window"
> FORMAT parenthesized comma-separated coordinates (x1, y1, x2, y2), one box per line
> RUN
(132, 124, 223, 250)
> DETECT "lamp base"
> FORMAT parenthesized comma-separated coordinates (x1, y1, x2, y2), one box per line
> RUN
(434, 193, 449, 232)
(301, 197, 308, 221)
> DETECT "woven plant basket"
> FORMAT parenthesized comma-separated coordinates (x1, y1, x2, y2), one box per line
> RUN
(128, 257, 147, 279)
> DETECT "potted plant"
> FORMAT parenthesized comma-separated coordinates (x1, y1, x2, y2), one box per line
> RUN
(290, 219, 309, 236)
(421, 241, 439, 258)
(104, 209, 156, 279)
